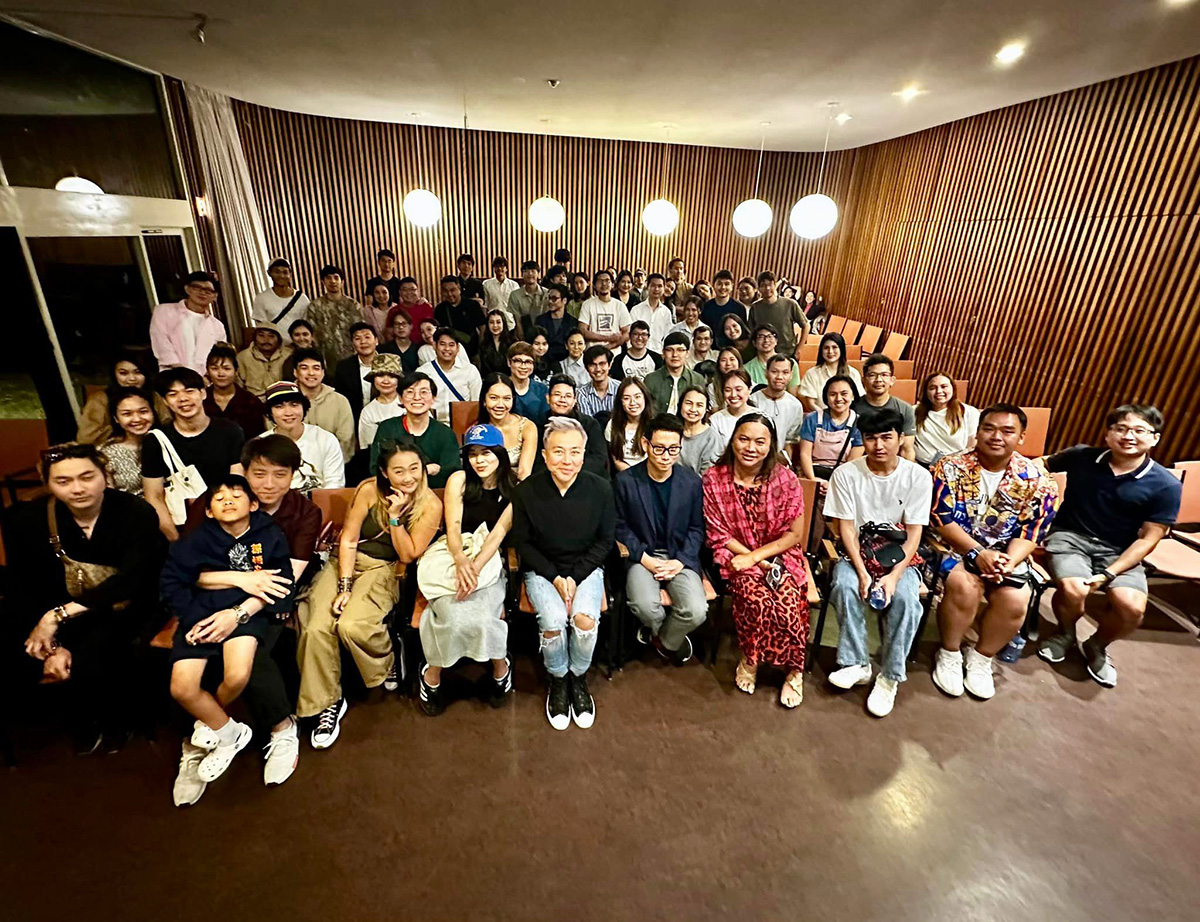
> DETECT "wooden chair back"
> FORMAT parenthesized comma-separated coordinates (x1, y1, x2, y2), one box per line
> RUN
(1172, 461, 1200, 525)
(310, 487, 358, 527)
(891, 379, 917, 403)
(450, 401, 478, 443)
(881, 332, 910, 360)
(841, 320, 862, 346)
(1020, 407, 1052, 457)
(850, 359, 913, 378)
(825, 316, 846, 334)
(799, 343, 861, 362)
(857, 324, 884, 355)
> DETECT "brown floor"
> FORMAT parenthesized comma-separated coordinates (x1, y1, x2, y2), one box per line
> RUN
(3, 614, 1199, 922)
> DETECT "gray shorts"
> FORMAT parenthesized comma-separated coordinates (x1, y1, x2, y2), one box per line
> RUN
(1043, 529, 1147, 594)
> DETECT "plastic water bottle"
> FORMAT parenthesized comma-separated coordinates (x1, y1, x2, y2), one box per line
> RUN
(868, 580, 888, 610)
(997, 632, 1026, 663)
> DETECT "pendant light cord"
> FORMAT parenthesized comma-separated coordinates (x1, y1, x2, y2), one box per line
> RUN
(752, 128, 765, 201)
(816, 106, 834, 195)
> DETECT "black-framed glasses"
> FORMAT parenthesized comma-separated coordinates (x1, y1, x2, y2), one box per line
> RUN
(648, 444, 682, 457)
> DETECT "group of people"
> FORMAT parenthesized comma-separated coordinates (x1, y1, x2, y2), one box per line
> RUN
(7, 246, 1183, 809)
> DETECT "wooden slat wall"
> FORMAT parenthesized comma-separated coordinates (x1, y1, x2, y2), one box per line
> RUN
(828, 55, 1200, 461)
(233, 102, 853, 303)
(231, 54, 1200, 460)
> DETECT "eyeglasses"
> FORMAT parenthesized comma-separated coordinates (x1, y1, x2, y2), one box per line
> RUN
(510, 358, 534, 366)
(865, 371, 893, 380)
(648, 444, 682, 457)
(1110, 425, 1155, 437)
(188, 285, 217, 294)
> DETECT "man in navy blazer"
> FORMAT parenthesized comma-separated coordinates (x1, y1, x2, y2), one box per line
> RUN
(614, 414, 708, 664)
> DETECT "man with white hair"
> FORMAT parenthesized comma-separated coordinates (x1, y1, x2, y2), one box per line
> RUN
(511, 415, 616, 731)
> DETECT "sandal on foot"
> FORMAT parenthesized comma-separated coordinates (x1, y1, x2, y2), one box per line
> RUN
(735, 659, 757, 695)
(780, 670, 804, 709)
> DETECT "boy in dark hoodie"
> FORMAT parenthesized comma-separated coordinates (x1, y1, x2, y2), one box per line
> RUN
(162, 476, 295, 786)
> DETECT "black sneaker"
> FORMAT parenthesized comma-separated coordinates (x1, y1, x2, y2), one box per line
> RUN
(546, 675, 571, 730)
(654, 635, 694, 666)
(419, 665, 445, 717)
(636, 625, 653, 646)
(569, 671, 595, 729)
(489, 656, 514, 709)
(103, 727, 132, 754)
(73, 724, 103, 756)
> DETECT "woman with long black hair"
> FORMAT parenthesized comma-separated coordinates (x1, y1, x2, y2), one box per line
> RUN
(76, 351, 169, 445)
(417, 424, 518, 715)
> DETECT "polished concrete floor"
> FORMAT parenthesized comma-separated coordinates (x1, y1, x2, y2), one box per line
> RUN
(3, 613, 1198, 922)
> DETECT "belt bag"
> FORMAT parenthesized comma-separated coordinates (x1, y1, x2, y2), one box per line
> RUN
(47, 498, 130, 611)
(416, 521, 503, 602)
(858, 521, 932, 579)
(149, 429, 206, 525)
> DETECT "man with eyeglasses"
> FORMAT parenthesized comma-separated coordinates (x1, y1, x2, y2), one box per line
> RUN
(852, 353, 916, 461)
(507, 341, 549, 426)
(615, 414, 707, 665)
(150, 270, 229, 375)
(1037, 404, 1181, 688)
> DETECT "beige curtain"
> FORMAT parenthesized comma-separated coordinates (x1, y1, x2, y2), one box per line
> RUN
(183, 83, 269, 344)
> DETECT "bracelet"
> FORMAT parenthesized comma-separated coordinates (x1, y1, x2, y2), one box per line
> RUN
(1101, 568, 1117, 583)
(53, 605, 69, 624)
(337, 577, 353, 593)
(388, 517, 402, 528)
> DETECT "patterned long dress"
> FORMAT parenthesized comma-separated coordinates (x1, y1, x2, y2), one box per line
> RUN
(725, 482, 810, 671)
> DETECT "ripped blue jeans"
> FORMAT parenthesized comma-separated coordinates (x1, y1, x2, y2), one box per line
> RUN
(525, 569, 605, 677)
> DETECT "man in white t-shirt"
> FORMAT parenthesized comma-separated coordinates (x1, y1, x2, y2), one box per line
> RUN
(823, 407, 933, 718)
(417, 327, 482, 423)
(749, 355, 806, 453)
(577, 270, 631, 349)
(251, 258, 310, 344)
(629, 273, 675, 354)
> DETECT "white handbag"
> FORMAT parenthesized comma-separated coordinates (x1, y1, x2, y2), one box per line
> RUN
(416, 521, 503, 602)
(149, 429, 207, 525)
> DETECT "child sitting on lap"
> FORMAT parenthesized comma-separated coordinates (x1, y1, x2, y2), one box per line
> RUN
(161, 476, 295, 785)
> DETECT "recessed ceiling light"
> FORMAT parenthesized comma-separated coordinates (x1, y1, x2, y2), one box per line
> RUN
(1164, 0, 1195, 7)
(835, 112, 852, 125)
(995, 41, 1025, 65)
(893, 84, 926, 102)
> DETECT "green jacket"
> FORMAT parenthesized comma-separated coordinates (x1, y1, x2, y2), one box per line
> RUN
(370, 415, 461, 489)
(642, 366, 708, 416)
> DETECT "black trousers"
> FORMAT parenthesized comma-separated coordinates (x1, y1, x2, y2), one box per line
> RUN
(243, 619, 296, 732)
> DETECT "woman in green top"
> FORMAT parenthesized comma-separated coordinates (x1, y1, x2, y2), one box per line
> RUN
(297, 441, 442, 749)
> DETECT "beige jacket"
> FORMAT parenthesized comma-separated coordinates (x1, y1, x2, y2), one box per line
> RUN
(305, 384, 356, 461)
(237, 343, 292, 397)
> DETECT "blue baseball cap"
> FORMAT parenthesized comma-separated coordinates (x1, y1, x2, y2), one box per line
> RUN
(463, 424, 505, 448)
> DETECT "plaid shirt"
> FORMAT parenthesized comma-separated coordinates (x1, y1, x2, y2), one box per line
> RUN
(930, 449, 1060, 571)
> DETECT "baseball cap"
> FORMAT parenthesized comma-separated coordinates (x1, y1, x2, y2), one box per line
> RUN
(463, 424, 505, 449)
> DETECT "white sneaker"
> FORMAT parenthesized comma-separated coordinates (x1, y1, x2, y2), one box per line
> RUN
(311, 698, 348, 750)
(191, 720, 219, 751)
(197, 720, 252, 783)
(932, 648, 965, 697)
(867, 675, 899, 717)
(383, 662, 399, 693)
(828, 663, 873, 689)
(963, 647, 996, 700)
(263, 720, 299, 786)
(172, 741, 208, 807)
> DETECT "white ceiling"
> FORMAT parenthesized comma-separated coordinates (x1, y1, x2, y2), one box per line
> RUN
(9, 0, 1200, 150)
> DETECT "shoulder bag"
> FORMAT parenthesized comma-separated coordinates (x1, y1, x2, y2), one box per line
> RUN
(148, 429, 206, 525)
(47, 497, 130, 611)
(416, 521, 504, 603)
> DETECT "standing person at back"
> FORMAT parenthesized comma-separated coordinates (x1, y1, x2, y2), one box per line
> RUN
(364, 247, 400, 304)
(701, 270, 747, 338)
(483, 256, 519, 330)
(386, 276, 434, 331)
(236, 322, 290, 397)
(822, 408, 932, 718)
(666, 258, 692, 309)
(307, 265, 364, 370)
(749, 271, 809, 360)
(333, 322, 381, 432)
(509, 260, 548, 339)
(628, 273, 675, 354)
(1037, 404, 1181, 688)
(434, 275, 488, 360)
(150, 271, 228, 375)
(578, 269, 632, 349)
(454, 253, 488, 306)
(852, 354, 916, 461)
(251, 259, 309, 344)
(533, 283, 577, 367)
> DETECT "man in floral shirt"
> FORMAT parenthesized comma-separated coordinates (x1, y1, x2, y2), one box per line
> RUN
(307, 265, 364, 369)
(929, 403, 1059, 701)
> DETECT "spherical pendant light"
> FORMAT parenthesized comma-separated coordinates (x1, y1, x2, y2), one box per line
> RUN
(641, 198, 679, 236)
(55, 175, 104, 194)
(528, 196, 565, 232)
(732, 198, 773, 238)
(403, 188, 441, 227)
(789, 193, 838, 240)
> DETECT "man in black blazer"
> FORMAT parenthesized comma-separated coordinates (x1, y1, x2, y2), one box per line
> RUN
(332, 321, 378, 426)
(614, 413, 707, 664)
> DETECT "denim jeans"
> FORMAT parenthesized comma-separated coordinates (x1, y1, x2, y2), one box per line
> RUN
(625, 564, 707, 651)
(829, 559, 923, 682)
(525, 568, 605, 677)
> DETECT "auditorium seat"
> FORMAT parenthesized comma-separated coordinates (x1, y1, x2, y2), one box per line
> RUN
(882, 332, 910, 360)
(1019, 407, 1052, 457)
(825, 316, 846, 334)
(841, 320, 862, 346)
(857, 325, 884, 355)
(450, 401, 476, 443)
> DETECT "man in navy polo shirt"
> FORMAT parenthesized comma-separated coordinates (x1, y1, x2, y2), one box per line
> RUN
(1037, 404, 1181, 687)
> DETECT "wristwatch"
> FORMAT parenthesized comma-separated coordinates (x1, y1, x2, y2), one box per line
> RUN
(232, 603, 252, 625)
(964, 547, 981, 564)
